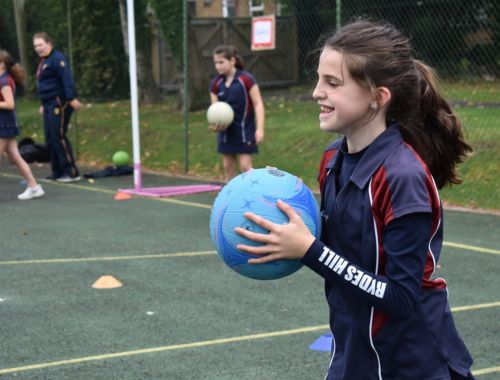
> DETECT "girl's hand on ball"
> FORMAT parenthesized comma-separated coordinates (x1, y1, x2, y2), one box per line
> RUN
(208, 124, 227, 132)
(235, 199, 316, 263)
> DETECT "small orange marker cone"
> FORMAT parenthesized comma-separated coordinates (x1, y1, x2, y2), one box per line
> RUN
(92, 275, 123, 289)
(114, 191, 132, 201)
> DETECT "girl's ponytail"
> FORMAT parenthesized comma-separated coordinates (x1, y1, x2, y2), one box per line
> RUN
(234, 54, 245, 70)
(0, 50, 26, 86)
(412, 60, 472, 189)
(10, 63, 27, 87)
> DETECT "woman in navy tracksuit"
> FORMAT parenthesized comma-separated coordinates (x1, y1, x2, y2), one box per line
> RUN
(33, 32, 81, 182)
(209, 45, 265, 181)
(235, 20, 475, 379)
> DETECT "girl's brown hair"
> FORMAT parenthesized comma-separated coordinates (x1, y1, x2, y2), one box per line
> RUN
(0, 50, 26, 86)
(213, 45, 245, 70)
(323, 18, 472, 189)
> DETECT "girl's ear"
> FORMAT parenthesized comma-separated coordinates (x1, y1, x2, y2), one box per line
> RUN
(375, 86, 391, 108)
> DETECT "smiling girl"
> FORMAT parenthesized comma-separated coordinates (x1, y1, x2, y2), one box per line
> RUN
(235, 19, 474, 380)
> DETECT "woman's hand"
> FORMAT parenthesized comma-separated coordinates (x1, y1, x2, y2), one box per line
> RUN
(235, 199, 316, 264)
(70, 99, 82, 110)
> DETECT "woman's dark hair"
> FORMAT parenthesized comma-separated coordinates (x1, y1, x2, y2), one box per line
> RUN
(0, 50, 26, 86)
(33, 31, 55, 46)
(323, 18, 472, 189)
(213, 45, 245, 70)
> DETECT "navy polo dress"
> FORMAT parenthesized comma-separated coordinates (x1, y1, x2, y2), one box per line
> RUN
(0, 73, 20, 138)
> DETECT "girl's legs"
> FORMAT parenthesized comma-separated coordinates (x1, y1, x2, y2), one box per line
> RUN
(222, 154, 238, 181)
(0, 138, 7, 160)
(4, 138, 39, 188)
(238, 154, 253, 173)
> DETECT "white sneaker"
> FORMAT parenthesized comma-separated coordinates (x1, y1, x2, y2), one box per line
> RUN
(17, 185, 45, 200)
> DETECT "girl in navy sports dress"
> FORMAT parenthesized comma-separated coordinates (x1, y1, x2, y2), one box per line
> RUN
(0, 50, 45, 200)
(234, 20, 475, 379)
(209, 45, 265, 181)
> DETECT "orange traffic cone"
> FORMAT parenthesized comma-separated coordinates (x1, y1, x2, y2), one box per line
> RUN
(114, 191, 132, 201)
(92, 275, 123, 289)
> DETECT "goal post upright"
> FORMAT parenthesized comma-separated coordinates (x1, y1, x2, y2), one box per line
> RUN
(117, 0, 222, 198)
(126, 0, 142, 190)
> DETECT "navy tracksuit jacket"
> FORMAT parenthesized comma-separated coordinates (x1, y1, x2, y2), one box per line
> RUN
(36, 48, 79, 178)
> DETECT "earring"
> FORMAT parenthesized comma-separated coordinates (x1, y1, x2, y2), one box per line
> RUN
(371, 102, 379, 111)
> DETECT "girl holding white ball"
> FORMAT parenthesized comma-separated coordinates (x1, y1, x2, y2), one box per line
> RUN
(209, 45, 265, 181)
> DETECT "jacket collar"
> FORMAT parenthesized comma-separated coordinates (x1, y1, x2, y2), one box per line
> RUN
(325, 123, 403, 189)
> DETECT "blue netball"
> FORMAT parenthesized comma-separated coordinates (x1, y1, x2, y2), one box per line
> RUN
(209, 167, 321, 280)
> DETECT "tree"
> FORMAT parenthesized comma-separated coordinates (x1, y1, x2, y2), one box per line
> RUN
(12, 0, 30, 93)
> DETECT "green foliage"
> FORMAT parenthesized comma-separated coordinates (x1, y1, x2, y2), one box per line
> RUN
(7, 0, 133, 99)
(0, 0, 18, 56)
(69, 0, 130, 99)
(5, 0, 162, 101)
(149, 0, 183, 68)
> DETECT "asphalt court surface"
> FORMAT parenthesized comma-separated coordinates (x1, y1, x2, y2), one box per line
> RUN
(0, 162, 498, 379)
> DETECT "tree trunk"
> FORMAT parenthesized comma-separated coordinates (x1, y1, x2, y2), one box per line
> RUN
(12, 0, 30, 94)
(136, 50, 161, 104)
(118, 0, 129, 55)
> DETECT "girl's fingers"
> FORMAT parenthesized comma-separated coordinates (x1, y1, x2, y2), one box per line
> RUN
(248, 254, 277, 264)
(236, 243, 273, 256)
(276, 199, 298, 221)
(242, 212, 277, 232)
(236, 243, 281, 263)
(208, 124, 226, 132)
(234, 226, 270, 243)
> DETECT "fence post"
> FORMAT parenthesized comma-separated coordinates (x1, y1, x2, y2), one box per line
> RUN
(183, 0, 189, 174)
(336, 0, 341, 30)
(66, 0, 79, 158)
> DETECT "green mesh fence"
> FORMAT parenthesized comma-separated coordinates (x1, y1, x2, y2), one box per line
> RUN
(2, 0, 498, 209)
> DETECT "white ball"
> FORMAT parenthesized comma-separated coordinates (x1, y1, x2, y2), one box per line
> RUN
(207, 101, 234, 128)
